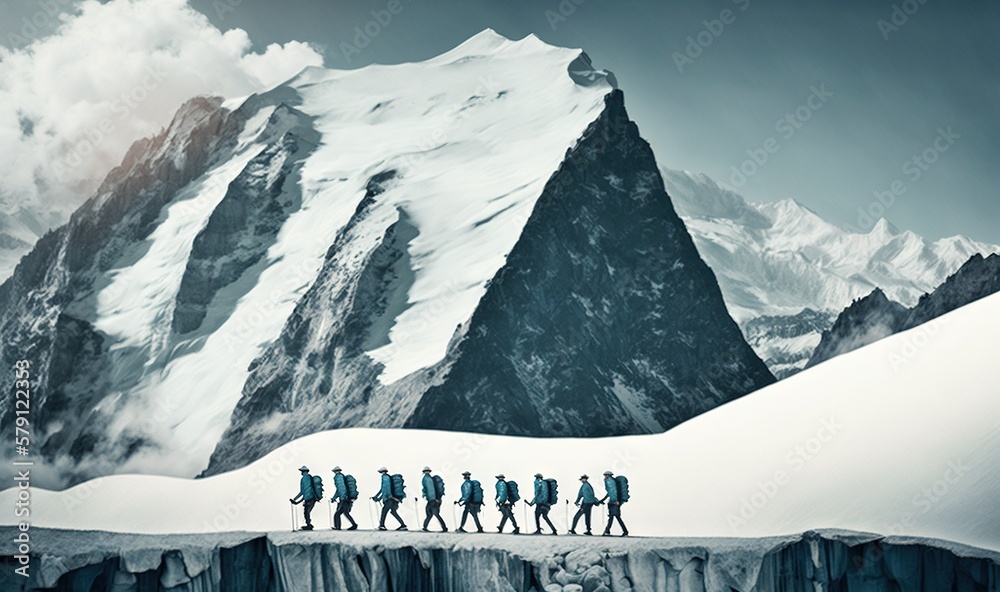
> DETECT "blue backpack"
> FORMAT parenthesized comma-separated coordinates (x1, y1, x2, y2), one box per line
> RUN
(344, 474, 359, 500)
(311, 475, 324, 501)
(391, 473, 406, 499)
(506, 480, 521, 504)
(543, 478, 558, 505)
(432, 475, 446, 498)
(470, 480, 484, 504)
(615, 475, 630, 503)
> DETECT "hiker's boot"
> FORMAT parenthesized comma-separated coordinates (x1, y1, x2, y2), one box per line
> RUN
(512, 527, 520, 535)
(441, 526, 448, 532)
(477, 528, 484, 533)
(568, 529, 577, 535)
(457, 527, 467, 533)
(584, 531, 592, 536)
(378, 526, 387, 531)
(421, 527, 429, 532)
(347, 524, 358, 531)
(551, 529, 558, 535)
(497, 526, 504, 533)
(621, 530, 629, 537)
(602, 530, 611, 536)
(533, 529, 542, 535)
(300, 524, 314, 531)
(396, 525, 408, 531)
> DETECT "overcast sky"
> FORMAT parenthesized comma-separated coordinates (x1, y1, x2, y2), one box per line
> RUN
(2, 0, 997, 243)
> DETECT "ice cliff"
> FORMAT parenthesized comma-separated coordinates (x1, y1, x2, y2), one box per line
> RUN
(2, 528, 997, 592)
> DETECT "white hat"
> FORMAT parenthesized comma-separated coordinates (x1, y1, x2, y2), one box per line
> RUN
(299, 466, 309, 472)
(378, 467, 388, 473)
(422, 466, 432, 472)
(332, 466, 342, 472)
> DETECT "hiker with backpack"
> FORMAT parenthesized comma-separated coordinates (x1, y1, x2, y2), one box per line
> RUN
(456, 471, 484, 533)
(526, 472, 558, 535)
(289, 466, 322, 531)
(371, 467, 407, 531)
(570, 474, 598, 535)
(494, 474, 520, 534)
(330, 466, 358, 530)
(421, 466, 448, 532)
(599, 470, 629, 536)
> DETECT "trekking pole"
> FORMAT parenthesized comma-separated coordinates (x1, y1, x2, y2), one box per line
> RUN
(451, 501, 458, 530)
(565, 500, 569, 530)
(328, 500, 334, 530)
(414, 498, 419, 528)
(367, 499, 376, 530)
(290, 501, 296, 532)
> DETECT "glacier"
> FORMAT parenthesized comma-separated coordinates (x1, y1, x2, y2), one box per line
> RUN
(2, 527, 997, 592)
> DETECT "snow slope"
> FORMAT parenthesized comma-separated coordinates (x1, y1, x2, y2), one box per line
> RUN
(6, 292, 999, 552)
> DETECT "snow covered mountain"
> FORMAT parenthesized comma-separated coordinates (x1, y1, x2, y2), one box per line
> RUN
(5, 292, 999, 553)
(0, 30, 772, 486)
(663, 168, 1000, 376)
(807, 253, 1000, 368)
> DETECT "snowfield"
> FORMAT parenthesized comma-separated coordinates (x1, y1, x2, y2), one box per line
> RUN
(5, 292, 999, 552)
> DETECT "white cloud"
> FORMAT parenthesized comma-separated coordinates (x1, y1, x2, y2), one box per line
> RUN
(0, 0, 323, 235)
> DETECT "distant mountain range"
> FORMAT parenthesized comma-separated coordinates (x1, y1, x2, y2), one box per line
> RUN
(664, 168, 1000, 377)
(807, 253, 1000, 368)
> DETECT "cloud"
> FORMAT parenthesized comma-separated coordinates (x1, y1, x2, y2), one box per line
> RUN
(0, 0, 323, 229)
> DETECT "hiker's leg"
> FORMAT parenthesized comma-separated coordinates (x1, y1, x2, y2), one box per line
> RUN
(434, 501, 447, 529)
(390, 500, 405, 526)
(379, 501, 391, 527)
(344, 501, 357, 527)
(584, 503, 593, 531)
(423, 502, 432, 529)
(571, 507, 583, 530)
(303, 500, 315, 527)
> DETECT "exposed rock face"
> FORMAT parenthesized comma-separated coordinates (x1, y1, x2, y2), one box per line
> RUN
(404, 91, 774, 436)
(208, 91, 774, 473)
(3, 528, 997, 592)
(806, 254, 1000, 368)
(805, 289, 908, 369)
(0, 96, 235, 481)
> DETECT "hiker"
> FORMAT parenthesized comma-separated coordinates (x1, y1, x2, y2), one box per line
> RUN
(371, 467, 407, 531)
(600, 470, 629, 536)
(526, 472, 557, 535)
(330, 466, 358, 530)
(289, 466, 318, 531)
(494, 474, 520, 534)
(456, 471, 484, 533)
(570, 474, 598, 535)
(421, 466, 448, 532)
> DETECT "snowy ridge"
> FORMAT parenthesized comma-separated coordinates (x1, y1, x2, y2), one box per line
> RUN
(5, 293, 999, 551)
